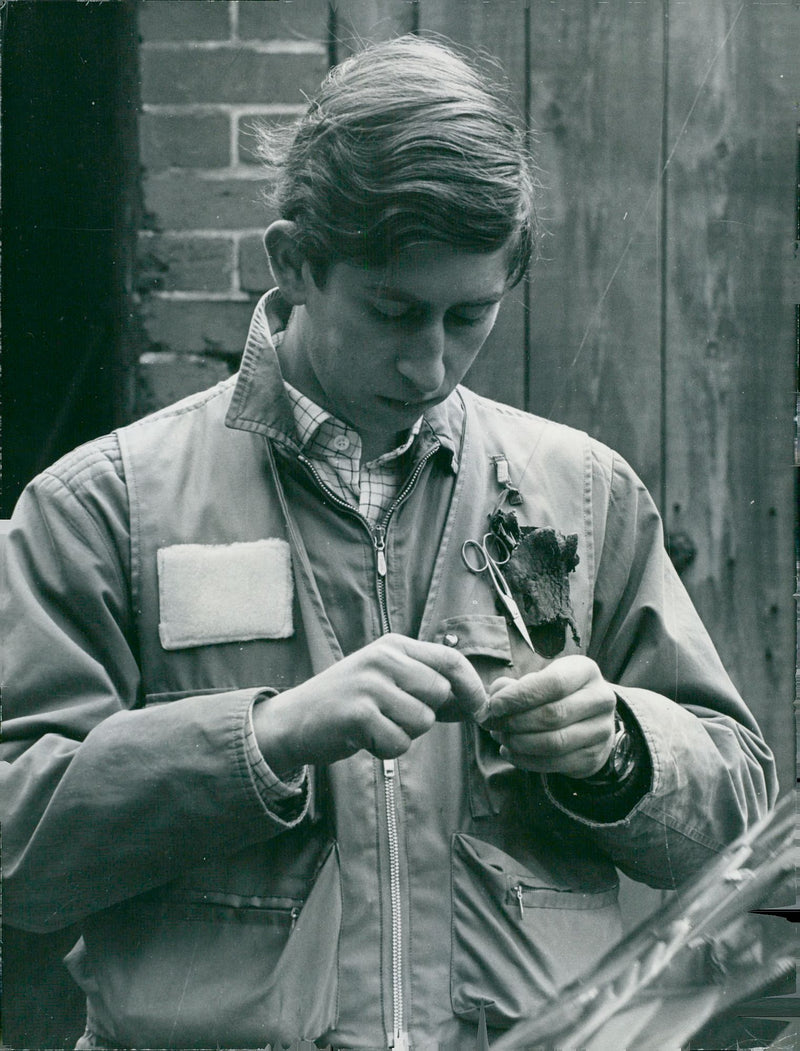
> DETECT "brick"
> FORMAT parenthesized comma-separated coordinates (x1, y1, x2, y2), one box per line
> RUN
(138, 1, 231, 42)
(136, 353, 234, 417)
(140, 112, 231, 170)
(144, 172, 271, 230)
(141, 48, 326, 105)
(237, 112, 298, 166)
(239, 233, 273, 293)
(138, 234, 234, 293)
(237, 0, 327, 42)
(142, 297, 255, 355)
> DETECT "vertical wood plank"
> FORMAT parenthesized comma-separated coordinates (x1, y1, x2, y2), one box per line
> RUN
(519, 4, 666, 496)
(664, 1, 797, 789)
(419, 0, 529, 411)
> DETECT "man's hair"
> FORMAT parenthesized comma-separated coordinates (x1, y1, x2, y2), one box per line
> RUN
(254, 35, 542, 286)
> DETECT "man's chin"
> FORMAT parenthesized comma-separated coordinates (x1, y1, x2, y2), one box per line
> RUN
(376, 394, 441, 416)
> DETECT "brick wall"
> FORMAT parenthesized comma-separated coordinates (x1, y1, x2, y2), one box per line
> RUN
(134, 0, 329, 415)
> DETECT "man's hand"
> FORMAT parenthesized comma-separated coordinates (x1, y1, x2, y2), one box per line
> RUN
(484, 656, 617, 779)
(253, 633, 487, 776)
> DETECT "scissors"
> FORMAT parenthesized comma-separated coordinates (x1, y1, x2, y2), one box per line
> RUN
(461, 533, 536, 653)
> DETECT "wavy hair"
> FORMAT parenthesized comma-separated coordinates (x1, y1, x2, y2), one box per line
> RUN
(254, 35, 542, 286)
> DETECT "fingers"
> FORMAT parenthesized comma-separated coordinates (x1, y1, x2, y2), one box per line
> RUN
(358, 710, 415, 760)
(492, 714, 610, 766)
(388, 650, 454, 711)
(487, 656, 611, 719)
(379, 635, 488, 719)
(491, 687, 612, 735)
(375, 688, 437, 741)
(498, 737, 612, 777)
(481, 656, 617, 777)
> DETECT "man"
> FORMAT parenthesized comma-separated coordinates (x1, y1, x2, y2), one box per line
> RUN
(1, 36, 777, 1050)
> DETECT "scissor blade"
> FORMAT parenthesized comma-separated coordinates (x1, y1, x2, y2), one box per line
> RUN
(480, 553, 537, 654)
(495, 589, 537, 653)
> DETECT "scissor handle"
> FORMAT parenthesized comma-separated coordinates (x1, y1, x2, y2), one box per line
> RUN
(484, 531, 512, 565)
(461, 538, 489, 573)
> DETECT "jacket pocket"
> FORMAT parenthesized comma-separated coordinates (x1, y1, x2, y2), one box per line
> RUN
(450, 832, 621, 1028)
(70, 840, 341, 1049)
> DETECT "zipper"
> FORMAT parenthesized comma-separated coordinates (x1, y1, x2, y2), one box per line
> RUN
(513, 883, 525, 920)
(509, 880, 577, 917)
(373, 523, 391, 635)
(383, 757, 408, 1048)
(298, 447, 437, 1050)
(372, 449, 438, 635)
(299, 445, 438, 637)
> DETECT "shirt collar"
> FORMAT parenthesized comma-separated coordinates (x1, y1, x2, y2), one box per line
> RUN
(284, 377, 425, 467)
(225, 290, 461, 470)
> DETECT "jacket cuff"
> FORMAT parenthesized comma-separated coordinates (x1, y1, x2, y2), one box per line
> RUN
(543, 697, 652, 824)
(243, 692, 309, 825)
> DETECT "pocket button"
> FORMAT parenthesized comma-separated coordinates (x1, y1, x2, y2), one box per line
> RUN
(443, 632, 459, 647)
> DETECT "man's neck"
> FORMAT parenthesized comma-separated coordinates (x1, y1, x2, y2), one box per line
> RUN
(276, 311, 415, 465)
(359, 430, 411, 466)
(273, 312, 327, 409)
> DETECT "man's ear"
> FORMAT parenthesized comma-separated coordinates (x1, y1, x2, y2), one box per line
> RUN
(263, 221, 312, 305)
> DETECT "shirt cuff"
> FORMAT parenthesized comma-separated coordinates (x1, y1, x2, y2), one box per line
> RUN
(245, 696, 308, 820)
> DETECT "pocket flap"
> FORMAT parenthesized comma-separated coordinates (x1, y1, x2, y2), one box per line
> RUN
(434, 615, 513, 663)
(455, 832, 618, 909)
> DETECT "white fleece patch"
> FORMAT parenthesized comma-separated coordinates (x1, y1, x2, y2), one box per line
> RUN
(157, 540, 293, 650)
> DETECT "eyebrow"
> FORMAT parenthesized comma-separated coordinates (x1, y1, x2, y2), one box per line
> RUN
(365, 285, 505, 308)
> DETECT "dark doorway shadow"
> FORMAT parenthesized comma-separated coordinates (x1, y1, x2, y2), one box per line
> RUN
(1, 0, 139, 519)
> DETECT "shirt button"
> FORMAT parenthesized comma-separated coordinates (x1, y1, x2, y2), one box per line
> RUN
(443, 633, 459, 647)
(333, 434, 350, 452)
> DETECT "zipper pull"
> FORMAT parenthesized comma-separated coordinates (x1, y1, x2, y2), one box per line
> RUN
(390, 1031, 411, 1050)
(290, 906, 299, 930)
(514, 883, 525, 920)
(383, 758, 396, 779)
(373, 525, 387, 577)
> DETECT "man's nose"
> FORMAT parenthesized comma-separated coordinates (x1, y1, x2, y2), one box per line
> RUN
(396, 327, 446, 396)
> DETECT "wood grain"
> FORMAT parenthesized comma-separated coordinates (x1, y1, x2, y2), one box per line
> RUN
(519, 4, 665, 496)
(663, 0, 797, 789)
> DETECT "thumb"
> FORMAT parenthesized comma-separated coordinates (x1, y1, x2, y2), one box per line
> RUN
(489, 676, 517, 696)
(434, 657, 488, 723)
(468, 675, 517, 726)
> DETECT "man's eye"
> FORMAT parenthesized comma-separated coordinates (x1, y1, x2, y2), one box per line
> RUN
(448, 308, 491, 326)
(370, 301, 412, 320)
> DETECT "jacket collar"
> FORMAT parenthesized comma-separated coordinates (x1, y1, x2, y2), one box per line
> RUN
(225, 290, 461, 470)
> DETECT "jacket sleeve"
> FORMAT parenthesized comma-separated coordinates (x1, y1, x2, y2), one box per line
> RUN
(1, 439, 306, 933)
(542, 446, 778, 888)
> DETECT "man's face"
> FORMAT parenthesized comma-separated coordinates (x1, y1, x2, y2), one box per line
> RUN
(281, 241, 510, 456)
